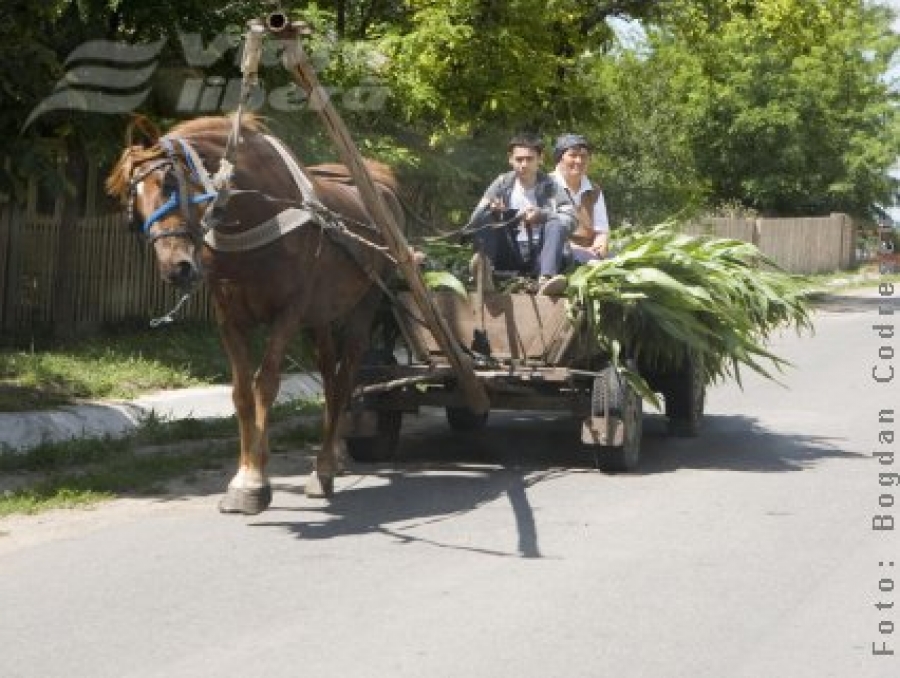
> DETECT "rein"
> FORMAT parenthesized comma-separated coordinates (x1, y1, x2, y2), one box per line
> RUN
(425, 206, 523, 244)
(149, 292, 192, 328)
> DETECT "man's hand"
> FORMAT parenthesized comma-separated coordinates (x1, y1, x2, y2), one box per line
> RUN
(521, 205, 540, 225)
(590, 236, 609, 258)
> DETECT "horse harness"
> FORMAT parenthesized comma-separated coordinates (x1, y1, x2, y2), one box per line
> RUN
(128, 134, 391, 259)
(128, 131, 402, 323)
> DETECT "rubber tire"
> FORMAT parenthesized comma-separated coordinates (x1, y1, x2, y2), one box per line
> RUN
(345, 410, 402, 463)
(664, 353, 705, 437)
(446, 406, 489, 431)
(595, 368, 643, 473)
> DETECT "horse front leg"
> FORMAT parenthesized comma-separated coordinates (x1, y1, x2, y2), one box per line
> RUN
(217, 321, 273, 515)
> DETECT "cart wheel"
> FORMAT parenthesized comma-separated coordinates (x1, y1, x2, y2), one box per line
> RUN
(665, 352, 705, 437)
(346, 410, 402, 463)
(592, 368, 643, 473)
(446, 406, 489, 431)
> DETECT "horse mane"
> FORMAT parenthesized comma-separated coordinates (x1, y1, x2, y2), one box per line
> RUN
(106, 114, 268, 202)
(168, 112, 267, 138)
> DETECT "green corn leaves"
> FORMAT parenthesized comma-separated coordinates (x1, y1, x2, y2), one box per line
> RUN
(416, 225, 812, 408)
(422, 270, 469, 299)
(567, 225, 813, 390)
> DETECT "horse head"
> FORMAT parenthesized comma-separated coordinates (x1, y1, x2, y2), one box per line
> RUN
(107, 117, 213, 290)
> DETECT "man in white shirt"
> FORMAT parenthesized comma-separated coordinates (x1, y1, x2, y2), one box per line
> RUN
(550, 133, 610, 263)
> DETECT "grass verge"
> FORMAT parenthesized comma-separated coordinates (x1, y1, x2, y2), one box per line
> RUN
(0, 322, 314, 412)
(0, 399, 323, 518)
(801, 267, 900, 296)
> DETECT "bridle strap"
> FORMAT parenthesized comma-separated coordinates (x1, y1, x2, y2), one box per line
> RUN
(130, 157, 172, 187)
(134, 139, 217, 243)
(162, 138, 194, 237)
(145, 227, 196, 245)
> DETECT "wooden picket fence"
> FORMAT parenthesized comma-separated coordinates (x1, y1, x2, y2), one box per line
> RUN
(0, 208, 214, 336)
(681, 213, 856, 273)
(0, 204, 858, 338)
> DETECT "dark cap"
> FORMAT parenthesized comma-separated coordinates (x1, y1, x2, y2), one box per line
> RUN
(553, 133, 591, 161)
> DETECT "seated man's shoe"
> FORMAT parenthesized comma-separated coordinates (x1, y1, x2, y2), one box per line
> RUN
(538, 274, 567, 296)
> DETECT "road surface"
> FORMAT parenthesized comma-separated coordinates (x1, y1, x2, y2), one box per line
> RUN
(0, 289, 897, 678)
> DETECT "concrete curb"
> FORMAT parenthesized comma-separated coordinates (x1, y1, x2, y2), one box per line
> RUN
(0, 373, 323, 454)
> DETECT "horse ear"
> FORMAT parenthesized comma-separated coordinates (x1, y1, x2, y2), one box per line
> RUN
(126, 114, 161, 149)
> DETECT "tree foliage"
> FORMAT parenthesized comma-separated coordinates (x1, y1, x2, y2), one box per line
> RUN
(664, 0, 900, 216)
(2, 0, 899, 225)
(376, 0, 618, 134)
(572, 35, 710, 225)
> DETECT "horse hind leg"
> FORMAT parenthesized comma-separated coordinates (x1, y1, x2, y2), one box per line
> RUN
(305, 326, 341, 498)
(305, 322, 368, 499)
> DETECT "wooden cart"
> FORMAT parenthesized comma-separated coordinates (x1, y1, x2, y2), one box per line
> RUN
(343, 286, 706, 472)
(260, 13, 702, 471)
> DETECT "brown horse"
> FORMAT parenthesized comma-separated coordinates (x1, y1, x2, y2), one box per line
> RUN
(107, 114, 404, 513)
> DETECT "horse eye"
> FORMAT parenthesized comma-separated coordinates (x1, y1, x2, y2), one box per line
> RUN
(162, 173, 179, 194)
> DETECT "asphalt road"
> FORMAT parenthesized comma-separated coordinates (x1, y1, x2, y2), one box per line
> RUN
(1, 290, 897, 678)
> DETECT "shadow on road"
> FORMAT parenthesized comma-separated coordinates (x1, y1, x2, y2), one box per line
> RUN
(639, 413, 862, 474)
(248, 409, 860, 552)
(259, 466, 556, 558)
(382, 409, 860, 475)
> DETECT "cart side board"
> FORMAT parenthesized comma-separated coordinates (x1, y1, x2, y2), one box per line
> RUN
(395, 291, 578, 365)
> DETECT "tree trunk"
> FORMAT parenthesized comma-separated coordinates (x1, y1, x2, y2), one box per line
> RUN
(335, 0, 346, 37)
(0, 201, 16, 332)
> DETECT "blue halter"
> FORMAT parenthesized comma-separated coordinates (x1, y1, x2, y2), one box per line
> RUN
(142, 191, 217, 235)
(141, 137, 217, 235)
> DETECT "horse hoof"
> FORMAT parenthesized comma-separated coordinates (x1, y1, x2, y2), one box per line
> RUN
(305, 472, 334, 499)
(218, 484, 273, 515)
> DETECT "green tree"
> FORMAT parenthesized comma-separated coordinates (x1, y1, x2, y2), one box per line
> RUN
(375, 0, 664, 137)
(4, 0, 898, 226)
(1, 0, 272, 199)
(661, 0, 900, 217)
(572, 33, 710, 225)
